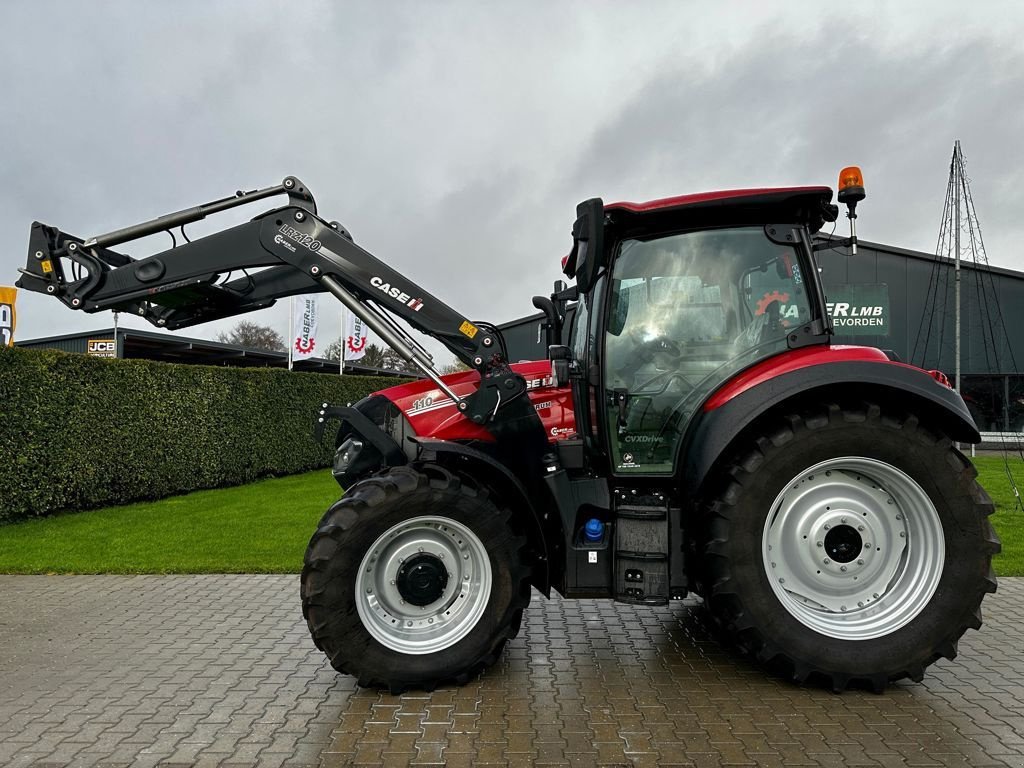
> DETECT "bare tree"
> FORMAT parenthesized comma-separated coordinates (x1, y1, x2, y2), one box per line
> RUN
(215, 321, 285, 351)
(440, 358, 471, 375)
(323, 337, 344, 362)
(321, 341, 412, 372)
(381, 347, 412, 372)
(327, 342, 389, 368)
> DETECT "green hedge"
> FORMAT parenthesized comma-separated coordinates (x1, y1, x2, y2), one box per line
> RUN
(0, 346, 408, 523)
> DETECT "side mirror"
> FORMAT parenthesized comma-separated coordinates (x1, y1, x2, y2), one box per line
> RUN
(564, 198, 605, 294)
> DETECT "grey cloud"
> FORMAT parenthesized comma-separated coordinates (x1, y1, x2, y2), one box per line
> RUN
(1, 2, 1021, 365)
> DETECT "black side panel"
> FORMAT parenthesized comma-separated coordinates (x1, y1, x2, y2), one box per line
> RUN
(680, 361, 980, 498)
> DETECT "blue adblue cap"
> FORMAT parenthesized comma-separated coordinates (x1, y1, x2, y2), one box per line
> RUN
(584, 518, 604, 542)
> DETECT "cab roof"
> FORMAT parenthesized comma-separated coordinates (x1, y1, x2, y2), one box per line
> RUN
(605, 186, 837, 234)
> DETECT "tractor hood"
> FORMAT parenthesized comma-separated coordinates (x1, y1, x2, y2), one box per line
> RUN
(374, 360, 576, 443)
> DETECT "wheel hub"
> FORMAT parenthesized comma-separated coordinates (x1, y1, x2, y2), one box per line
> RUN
(396, 553, 449, 606)
(763, 457, 945, 640)
(354, 516, 493, 655)
(824, 524, 862, 563)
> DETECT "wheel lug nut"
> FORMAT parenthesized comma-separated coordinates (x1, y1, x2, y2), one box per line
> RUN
(390, 580, 396, 585)
(899, 532, 905, 538)
(840, 605, 847, 612)
(823, 558, 830, 564)
(418, 547, 423, 553)
(857, 559, 864, 565)
(824, 524, 831, 530)
(816, 541, 823, 547)
(873, 593, 880, 599)
(841, 517, 847, 524)
(858, 601, 864, 608)
(771, 562, 776, 568)
(438, 553, 444, 559)
(779, 578, 785, 584)
(858, 525, 865, 531)
(895, 514, 902, 521)
(840, 566, 847, 572)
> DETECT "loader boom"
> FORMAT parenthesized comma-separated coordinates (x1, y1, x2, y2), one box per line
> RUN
(17, 176, 529, 423)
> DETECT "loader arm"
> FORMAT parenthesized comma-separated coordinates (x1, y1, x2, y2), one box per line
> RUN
(16, 176, 529, 424)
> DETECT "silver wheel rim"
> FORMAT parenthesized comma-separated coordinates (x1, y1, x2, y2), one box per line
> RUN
(763, 457, 945, 640)
(355, 516, 492, 654)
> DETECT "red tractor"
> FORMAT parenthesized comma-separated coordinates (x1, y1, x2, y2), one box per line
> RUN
(18, 169, 998, 692)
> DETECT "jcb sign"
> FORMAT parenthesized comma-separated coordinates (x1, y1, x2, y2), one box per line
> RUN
(0, 286, 16, 347)
(87, 338, 117, 358)
(825, 284, 890, 336)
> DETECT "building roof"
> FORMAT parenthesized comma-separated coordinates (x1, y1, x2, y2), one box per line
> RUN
(815, 233, 1024, 281)
(16, 326, 415, 377)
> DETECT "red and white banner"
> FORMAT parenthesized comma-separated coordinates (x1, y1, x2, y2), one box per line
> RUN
(292, 295, 320, 359)
(345, 312, 369, 361)
(0, 286, 16, 347)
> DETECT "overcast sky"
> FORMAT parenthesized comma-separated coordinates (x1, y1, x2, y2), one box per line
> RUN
(2, 1, 1022, 365)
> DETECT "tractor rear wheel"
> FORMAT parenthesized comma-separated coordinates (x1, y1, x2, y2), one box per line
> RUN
(301, 464, 531, 693)
(700, 401, 999, 691)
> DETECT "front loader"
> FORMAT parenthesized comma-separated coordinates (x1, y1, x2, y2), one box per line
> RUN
(18, 169, 999, 693)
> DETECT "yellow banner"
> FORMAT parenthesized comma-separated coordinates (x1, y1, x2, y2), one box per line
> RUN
(0, 286, 15, 347)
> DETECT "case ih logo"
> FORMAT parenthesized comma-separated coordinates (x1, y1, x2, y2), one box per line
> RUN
(526, 376, 555, 390)
(370, 276, 424, 311)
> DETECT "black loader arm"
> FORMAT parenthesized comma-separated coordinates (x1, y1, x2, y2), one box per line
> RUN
(16, 176, 529, 426)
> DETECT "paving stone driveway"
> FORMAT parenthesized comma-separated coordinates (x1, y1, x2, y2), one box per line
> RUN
(1, 575, 1022, 768)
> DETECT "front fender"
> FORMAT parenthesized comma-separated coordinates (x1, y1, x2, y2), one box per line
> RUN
(410, 437, 555, 596)
(679, 358, 979, 499)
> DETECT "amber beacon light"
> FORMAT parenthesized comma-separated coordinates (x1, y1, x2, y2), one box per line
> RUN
(837, 165, 866, 254)
(837, 166, 866, 206)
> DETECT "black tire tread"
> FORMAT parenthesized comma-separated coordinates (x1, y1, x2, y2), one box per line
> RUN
(700, 400, 999, 693)
(300, 464, 531, 693)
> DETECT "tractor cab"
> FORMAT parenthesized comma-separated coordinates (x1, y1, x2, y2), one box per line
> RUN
(561, 187, 838, 475)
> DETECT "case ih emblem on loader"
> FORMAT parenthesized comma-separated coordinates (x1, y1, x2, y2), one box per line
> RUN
(370, 276, 424, 311)
(17, 167, 998, 694)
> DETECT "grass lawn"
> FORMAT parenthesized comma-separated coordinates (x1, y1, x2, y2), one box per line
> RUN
(972, 454, 1024, 577)
(0, 470, 340, 574)
(0, 457, 1022, 576)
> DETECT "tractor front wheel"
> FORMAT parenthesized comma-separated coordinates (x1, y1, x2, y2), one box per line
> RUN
(700, 401, 999, 691)
(301, 464, 531, 692)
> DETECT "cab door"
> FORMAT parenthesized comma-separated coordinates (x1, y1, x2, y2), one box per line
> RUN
(600, 226, 814, 474)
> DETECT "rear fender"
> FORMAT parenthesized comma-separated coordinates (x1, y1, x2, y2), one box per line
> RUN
(679, 360, 980, 500)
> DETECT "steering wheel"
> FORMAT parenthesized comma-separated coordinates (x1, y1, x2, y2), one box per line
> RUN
(616, 335, 683, 374)
(613, 335, 700, 401)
